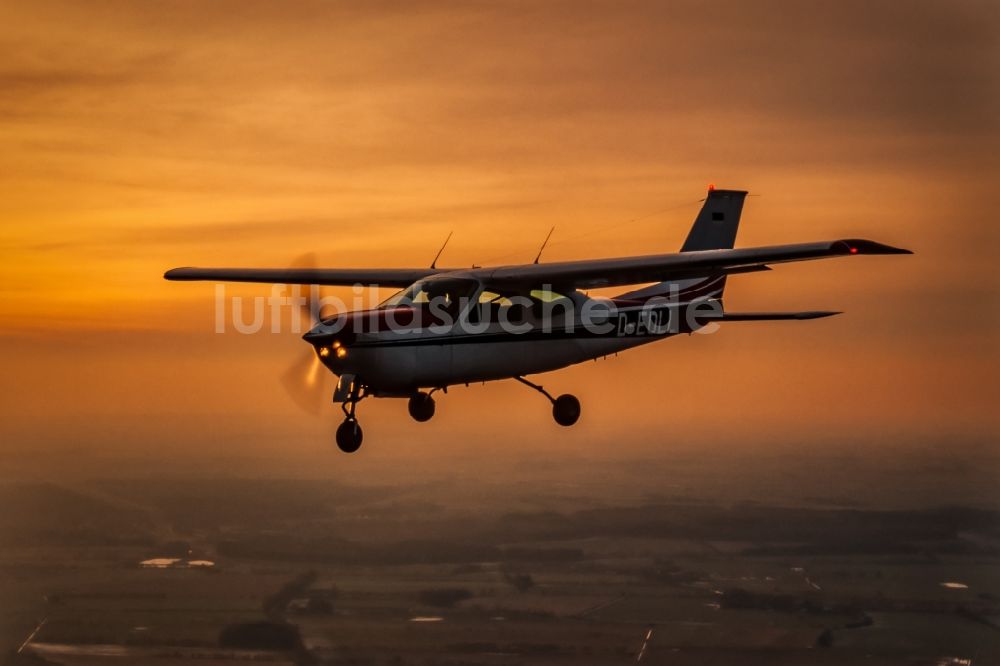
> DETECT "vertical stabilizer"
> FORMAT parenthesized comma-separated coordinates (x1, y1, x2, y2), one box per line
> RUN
(615, 187, 747, 302)
(680, 188, 748, 252)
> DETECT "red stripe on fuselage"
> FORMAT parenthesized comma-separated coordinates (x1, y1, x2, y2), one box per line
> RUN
(323, 305, 475, 335)
(613, 276, 726, 306)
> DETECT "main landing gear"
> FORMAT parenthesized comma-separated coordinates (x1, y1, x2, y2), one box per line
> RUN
(408, 390, 437, 423)
(514, 376, 581, 426)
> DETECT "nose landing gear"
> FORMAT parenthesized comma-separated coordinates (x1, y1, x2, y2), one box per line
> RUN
(336, 380, 367, 453)
(514, 376, 581, 427)
(335, 418, 363, 453)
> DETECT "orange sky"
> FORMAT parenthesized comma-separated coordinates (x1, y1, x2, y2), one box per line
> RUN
(1, 1, 997, 472)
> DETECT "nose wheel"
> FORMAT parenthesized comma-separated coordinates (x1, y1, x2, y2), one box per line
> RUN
(336, 381, 367, 453)
(335, 419, 363, 453)
(514, 376, 581, 427)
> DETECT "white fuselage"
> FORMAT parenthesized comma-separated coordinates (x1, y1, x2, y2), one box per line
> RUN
(307, 282, 719, 393)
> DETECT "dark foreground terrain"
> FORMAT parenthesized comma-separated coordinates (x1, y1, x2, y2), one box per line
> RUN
(1, 447, 998, 665)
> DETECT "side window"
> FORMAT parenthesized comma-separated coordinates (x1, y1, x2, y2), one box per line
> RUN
(472, 289, 521, 325)
(479, 290, 512, 306)
(529, 288, 568, 303)
(529, 289, 572, 327)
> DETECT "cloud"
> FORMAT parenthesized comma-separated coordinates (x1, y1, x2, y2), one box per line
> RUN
(0, 0, 996, 454)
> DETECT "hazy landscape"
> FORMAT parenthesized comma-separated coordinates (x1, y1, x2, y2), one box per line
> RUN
(3, 444, 997, 665)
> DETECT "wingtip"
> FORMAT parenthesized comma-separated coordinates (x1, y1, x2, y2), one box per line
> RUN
(839, 239, 913, 255)
(164, 267, 192, 281)
(872, 245, 913, 255)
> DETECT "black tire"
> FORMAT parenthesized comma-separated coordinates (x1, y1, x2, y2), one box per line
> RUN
(552, 394, 581, 426)
(407, 392, 436, 422)
(336, 419, 363, 453)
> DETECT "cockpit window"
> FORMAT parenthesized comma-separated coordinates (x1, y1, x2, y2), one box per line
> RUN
(379, 278, 479, 309)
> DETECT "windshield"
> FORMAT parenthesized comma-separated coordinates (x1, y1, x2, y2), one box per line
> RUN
(379, 278, 479, 309)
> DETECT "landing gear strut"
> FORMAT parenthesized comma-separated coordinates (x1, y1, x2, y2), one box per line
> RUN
(408, 391, 436, 422)
(514, 376, 581, 427)
(336, 382, 366, 453)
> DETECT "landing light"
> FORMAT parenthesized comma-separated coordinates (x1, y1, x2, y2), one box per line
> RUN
(332, 340, 342, 348)
(318, 347, 330, 358)
(335, 347, 348, 359)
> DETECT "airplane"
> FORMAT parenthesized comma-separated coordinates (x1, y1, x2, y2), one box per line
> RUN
(165, 186, 911, 453)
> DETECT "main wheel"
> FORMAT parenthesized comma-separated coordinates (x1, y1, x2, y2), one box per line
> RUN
(335, 419, 363, 453)
(552, 394, 581, 426)
(407, 392, 436, 422)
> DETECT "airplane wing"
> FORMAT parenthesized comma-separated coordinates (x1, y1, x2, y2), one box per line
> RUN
(164, 239, 909, 290)
(475, 239, 910, 289)
(163, 267, 443, 288)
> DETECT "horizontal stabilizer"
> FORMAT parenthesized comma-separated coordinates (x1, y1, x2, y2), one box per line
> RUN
(721, 311, 841, 321)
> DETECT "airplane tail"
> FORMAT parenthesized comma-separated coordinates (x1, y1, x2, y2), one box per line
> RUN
(680, 187, 748, 252)
(616, 187, 748, 302)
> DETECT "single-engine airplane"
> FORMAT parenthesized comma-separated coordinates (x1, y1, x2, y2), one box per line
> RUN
(166, 187, 910, 452)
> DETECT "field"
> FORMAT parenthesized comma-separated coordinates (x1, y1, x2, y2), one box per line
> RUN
(1, 447, 998, 665)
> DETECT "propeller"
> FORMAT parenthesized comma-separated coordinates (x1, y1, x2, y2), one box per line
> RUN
(281, 253, 333, 415)
(281, 347, 327, 415)
(289, 252, 326, 331)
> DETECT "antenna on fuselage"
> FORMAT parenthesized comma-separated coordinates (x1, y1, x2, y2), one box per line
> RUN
(430, 231, 453, 269)
(532, 226, 555, 264)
